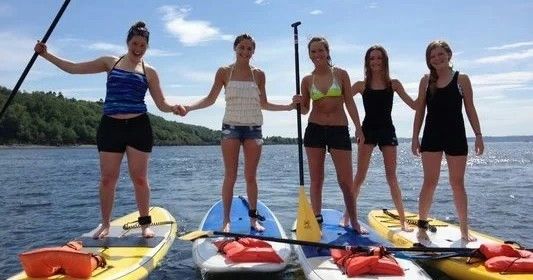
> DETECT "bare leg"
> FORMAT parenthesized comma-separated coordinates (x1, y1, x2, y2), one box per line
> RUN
(331, 148, 367, 234)
(382, 146, 413, 232)
(446, 155, 476, 242)
(243, 139, 264, 231)
(221, 139, 241, 232)
(93, 152, 123, 239)
(306, 147, 326, 217)
(418, 151, 442, 240)
(341, 143, 373, 227)
(126, 146, 154, 238)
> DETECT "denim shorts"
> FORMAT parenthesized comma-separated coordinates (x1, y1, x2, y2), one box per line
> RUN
(221, 123, 263, 143)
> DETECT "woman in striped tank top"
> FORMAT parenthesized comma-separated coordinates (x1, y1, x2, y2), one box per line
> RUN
(181, 34, 299, 232)
(34, 22, 183, 239)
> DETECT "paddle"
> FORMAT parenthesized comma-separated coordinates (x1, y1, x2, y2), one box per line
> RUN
(179, 229, 498, 256)
(291, 21, 322, 243)
(382, 208, 437, 233)
(0, 0, 71, 120)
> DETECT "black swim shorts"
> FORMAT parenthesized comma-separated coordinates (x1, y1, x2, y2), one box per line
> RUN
(96, 113, 153, 153)
(303, 122, 352, 151)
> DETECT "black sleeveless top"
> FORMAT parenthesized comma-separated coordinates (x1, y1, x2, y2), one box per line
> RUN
(422, 71, 466, 139)
(362, 85, 394, 130)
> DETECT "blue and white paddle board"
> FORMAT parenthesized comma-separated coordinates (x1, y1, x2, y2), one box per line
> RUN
(192, 196, 291, 273)
(292, 209, 431, 280)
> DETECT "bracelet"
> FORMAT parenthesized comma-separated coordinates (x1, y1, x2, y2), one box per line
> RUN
(475, 132, 482, 136)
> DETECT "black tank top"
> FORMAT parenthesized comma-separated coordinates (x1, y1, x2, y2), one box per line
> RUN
(362, 86, 394, 129)
(423, 71, 466, 137)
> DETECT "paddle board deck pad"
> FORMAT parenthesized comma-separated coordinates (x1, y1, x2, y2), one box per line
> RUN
(368, 209, 533, 280)
(292, 209, 431, 279)
(192, 196, 291, 273)
(9, 206, 176, 280)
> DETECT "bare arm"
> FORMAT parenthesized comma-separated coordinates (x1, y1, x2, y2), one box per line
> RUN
(34, 41, 111, 74)
(459, 74, 484, 155)
(145, 65, 178, 113)
(183, 67, 225, 113)
(392, 79, 417, 109)
(338, 69, 363, 142)
(351, 80, 365, 97)
(411, 75, 428, 156)
(298, 76, 312, 115)
(257, 69, 295, 111)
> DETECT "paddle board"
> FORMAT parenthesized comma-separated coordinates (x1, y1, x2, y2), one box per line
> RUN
(192, 196, 291, 273)
(9, 206, 177, 280)
(292, 209, 431, 280)
(368, 209, 533, 280)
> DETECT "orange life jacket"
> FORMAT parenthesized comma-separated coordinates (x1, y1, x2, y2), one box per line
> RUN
(479, 243, 533, 273)
(19, 240, 106, 278)
(214, 237, 283, 263)
(330, 246, 404, 277)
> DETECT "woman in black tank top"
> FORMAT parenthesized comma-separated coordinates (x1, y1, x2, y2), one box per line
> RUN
(340, 45, 416, 232)
(412, 40, 484, 242)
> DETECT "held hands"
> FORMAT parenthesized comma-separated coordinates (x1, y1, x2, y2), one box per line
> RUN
(171, 104, 187, 116)
(355, 129, 365, 145)
(34, 41, 48, 56)
(291, 95, 303, 110)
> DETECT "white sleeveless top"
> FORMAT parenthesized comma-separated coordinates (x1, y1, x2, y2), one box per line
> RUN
(222, 65, 263, 126)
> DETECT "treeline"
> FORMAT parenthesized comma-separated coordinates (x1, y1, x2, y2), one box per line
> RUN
(0, 86, 220, 145)
(0, 86, 297, 146)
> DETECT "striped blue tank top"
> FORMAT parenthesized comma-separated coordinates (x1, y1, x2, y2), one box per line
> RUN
(103, 56, 148, 115)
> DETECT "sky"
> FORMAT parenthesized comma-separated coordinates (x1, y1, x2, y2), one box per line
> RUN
(0, 0, 532, 137)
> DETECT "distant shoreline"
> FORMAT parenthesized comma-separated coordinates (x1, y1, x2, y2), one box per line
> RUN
(1, 135, 532, 148)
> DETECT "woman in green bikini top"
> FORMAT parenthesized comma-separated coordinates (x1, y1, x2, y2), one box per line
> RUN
(297, 36, 366, 234)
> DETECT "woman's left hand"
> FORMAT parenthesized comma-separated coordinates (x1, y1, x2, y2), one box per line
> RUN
(355, 129, 365, 145)
(475, 135, 484, 155)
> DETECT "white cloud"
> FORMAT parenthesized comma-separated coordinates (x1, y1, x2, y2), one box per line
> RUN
(474, 48, 533, 64)
(367, 2, 379, 9)
(470, 71, 533, 87)
(159, 6, 232, 46)
(87, 42, 125, 54)
(487, 41, 533, 50)
(310, 10, 323, 15)
(0, 32, 35, 72)
(255, 0, 268, 5)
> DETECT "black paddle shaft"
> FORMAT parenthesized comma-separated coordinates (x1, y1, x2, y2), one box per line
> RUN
(291, 21, 304, 186)
(0, 0, 71, 120)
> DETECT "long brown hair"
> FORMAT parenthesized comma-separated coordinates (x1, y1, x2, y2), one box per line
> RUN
(364, 45, 390, 88)
(425, 40, 453, 94)
(307, 37, 333, 67)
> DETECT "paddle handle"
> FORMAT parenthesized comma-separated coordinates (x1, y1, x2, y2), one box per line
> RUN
(291, 21, 304, 186)
(0, 0, 71, 119)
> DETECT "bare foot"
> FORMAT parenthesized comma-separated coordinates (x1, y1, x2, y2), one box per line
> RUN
(92, 224, 110, 239)
(417, 229, 430, 241)
(251, 218, 265, 232)
(339, 212, 350, 227)
(400, 220, 414, 232)
(222, 221, 231, 233)
(352, 222, 369, 234)
(142, 225, 155, 238)
(462, 232, 477, 242)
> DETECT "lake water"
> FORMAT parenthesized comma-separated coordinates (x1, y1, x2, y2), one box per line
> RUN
(1, 143, 532, 279)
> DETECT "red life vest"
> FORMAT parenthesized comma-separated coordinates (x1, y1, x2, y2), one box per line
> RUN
(214, 237, 283, 263)
(479, 243, 533, 273)
(330, 246, 404, 277)
(19, 240, 106, 278)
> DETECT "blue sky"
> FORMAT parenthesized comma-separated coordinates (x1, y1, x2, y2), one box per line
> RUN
(1, 0, 532, 137)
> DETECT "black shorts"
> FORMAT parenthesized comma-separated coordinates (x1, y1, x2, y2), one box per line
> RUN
(97, 114, 153, 153)
(303, 122, 352, 151)
(363, 126, 398, 148)
(420, 133, 467, 156)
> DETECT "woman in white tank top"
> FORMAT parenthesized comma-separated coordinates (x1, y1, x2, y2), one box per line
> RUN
(182, 34, 299, 232)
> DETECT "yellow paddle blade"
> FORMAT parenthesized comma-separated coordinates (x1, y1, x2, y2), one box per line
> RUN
(179, 230, 210, 241)
(296, 186, 321, 242)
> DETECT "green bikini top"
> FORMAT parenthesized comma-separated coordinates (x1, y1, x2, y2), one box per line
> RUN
(310, 67, 342, 101)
